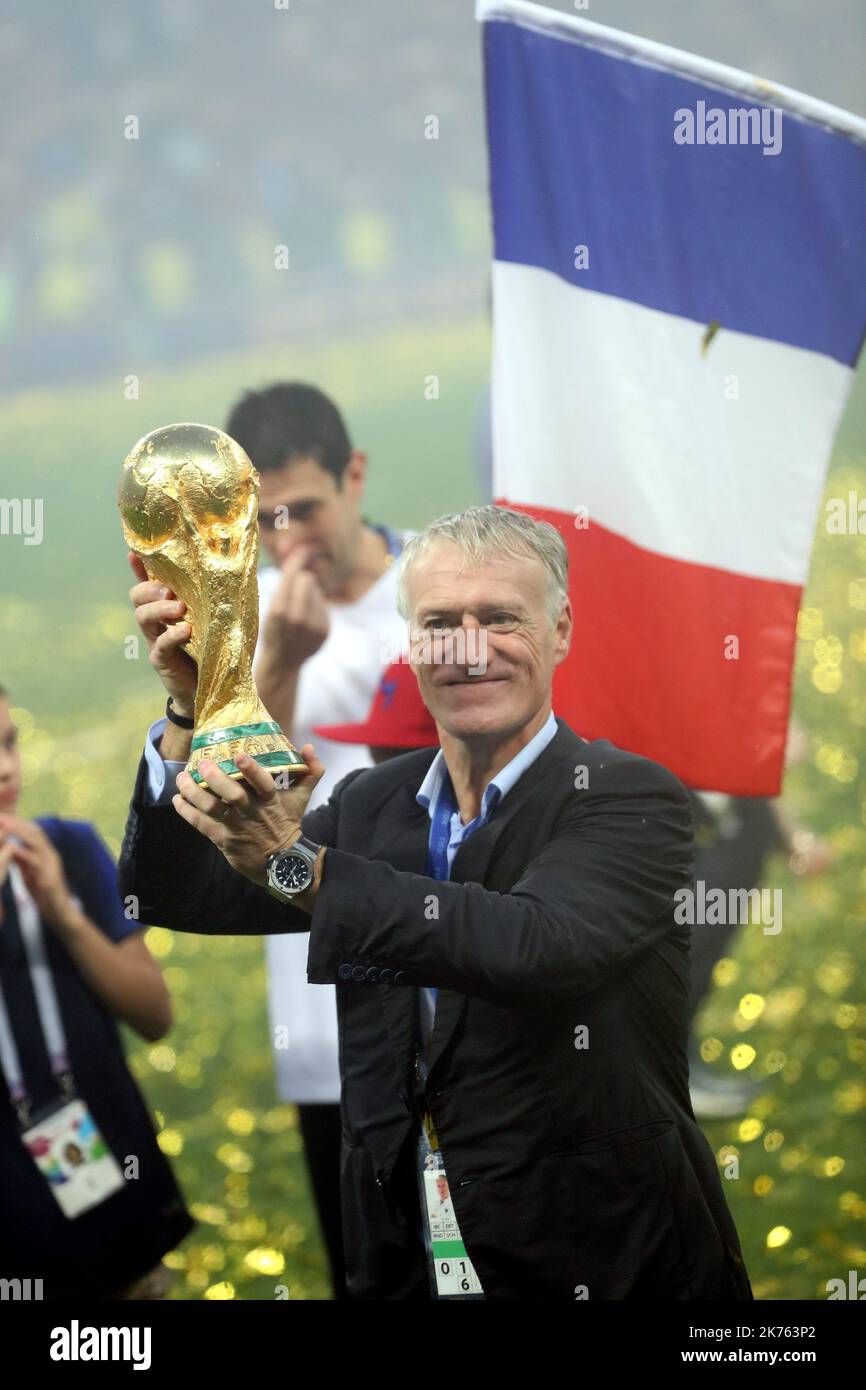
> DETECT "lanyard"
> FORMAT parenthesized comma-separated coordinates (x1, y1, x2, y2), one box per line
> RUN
(415, 780, 494, 1299)
(428, 782, 457, 883)
(0, 862, 74, 1122)
(424, 779, 501, 1023)
(424, 779, 462, 1022)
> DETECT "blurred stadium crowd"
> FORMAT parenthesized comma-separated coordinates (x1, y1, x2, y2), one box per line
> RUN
(1, 1, 486, 391)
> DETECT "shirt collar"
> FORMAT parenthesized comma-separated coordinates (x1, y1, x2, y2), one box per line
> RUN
(416, 709, 558, 824)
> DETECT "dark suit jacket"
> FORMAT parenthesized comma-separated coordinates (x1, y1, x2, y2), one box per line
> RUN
(118, 715, 753, 1301)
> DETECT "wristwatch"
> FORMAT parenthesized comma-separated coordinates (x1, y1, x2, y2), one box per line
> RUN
(265, 835, 322, 902)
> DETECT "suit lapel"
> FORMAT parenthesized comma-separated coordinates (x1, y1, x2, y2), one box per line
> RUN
(370, 720, 586, 1090)
(423, 718, 585, 1080)
(369, 780, 431, 1088)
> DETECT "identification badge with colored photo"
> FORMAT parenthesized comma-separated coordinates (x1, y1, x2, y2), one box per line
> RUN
(21, 1096, 125, 1219)
(417, 1115, 484, 1299)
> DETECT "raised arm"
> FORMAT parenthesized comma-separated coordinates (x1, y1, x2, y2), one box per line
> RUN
(119, 550, 347, 936)
(167, 744, 693, 1005)
(117, 753, 363, 936)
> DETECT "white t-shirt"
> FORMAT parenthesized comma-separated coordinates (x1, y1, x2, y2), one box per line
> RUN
(255, 537, 412, 1103)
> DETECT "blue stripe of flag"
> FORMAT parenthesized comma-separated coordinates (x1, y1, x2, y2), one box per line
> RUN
(483, 18, 866, 366)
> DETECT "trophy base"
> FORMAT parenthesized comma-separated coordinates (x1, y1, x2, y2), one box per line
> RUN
(186, 720, 307, 788)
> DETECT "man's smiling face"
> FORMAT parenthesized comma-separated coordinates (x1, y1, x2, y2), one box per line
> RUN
(405, 540, 572, 743)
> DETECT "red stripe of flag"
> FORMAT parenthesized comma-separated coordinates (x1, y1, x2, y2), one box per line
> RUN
(495, 498, 800, 794)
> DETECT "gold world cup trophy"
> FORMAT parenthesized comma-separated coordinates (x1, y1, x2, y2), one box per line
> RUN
(118, 422, 307, 788)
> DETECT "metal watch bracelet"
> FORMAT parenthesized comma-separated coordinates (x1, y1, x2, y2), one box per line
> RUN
(265, 835, 322, 902)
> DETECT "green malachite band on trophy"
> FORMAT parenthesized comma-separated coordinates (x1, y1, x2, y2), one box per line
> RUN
(191, 720, 284, 751)
(189, 751, 302, 785)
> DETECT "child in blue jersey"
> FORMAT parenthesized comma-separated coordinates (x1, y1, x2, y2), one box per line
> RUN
(0, 686, 194, 1298)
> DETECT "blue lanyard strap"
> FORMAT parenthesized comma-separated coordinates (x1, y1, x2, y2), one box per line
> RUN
(425, 784, 460, 1014)
(427, 783, 457, 883)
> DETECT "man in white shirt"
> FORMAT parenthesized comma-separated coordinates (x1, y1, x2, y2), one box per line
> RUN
(230, 382, 413, 1298)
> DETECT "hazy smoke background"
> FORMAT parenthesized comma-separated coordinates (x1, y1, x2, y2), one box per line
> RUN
(3, 0, 864, 390)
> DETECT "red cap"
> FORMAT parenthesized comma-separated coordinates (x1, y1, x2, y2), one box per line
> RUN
(312, 661, 439, 749)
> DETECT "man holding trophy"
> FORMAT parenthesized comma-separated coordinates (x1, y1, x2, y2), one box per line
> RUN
(117, 422, 753, 1300)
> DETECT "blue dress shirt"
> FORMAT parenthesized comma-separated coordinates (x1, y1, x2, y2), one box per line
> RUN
(144, 717, 186, 804)
(414, 709, 558, 1063)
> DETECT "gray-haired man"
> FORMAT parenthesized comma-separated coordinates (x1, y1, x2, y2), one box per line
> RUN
(119, 504, 752, 1301)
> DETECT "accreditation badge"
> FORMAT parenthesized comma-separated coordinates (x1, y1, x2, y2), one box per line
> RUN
(416, 1113, 484, 1299)
(21, 1095, 125, 1219)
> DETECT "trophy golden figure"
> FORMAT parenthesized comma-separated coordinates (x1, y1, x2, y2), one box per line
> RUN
(118, 422, 308, 788)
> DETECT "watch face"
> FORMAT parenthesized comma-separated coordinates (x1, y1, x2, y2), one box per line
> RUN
(273, 853, 313, 894)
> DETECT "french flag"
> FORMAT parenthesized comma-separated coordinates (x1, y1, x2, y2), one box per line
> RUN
(478, 0, 866, 793)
